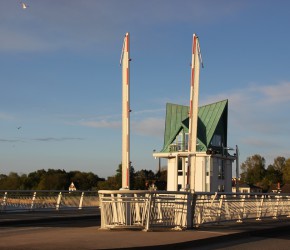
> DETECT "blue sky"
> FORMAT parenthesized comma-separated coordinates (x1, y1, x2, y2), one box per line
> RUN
(0, 0, 290, 178)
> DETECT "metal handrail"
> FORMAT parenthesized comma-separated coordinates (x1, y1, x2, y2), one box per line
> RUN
(98, 190, 290, 231)
(0, 190, 99, 212)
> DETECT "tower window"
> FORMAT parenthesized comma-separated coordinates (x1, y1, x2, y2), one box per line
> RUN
(211, 134, 221, 147)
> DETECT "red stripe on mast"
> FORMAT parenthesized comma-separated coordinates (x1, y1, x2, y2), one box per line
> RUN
(191, 70, 195, 86)
(125, 35, 129, 52)
(193, 35, 197, 55)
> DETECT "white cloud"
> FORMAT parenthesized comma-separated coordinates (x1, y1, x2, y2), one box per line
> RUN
(132, 118, 164, 137)
(34, 137, 84, 142)
(0, 23, 63, 52)
(79, 120, 121, 129)
(204, 81, 290, 164)
(132, 108, 165, 116)
(0, 112, 14, 120)
(79, 117, 164, 137)
(0, 1, 246, 53)
(77, 111, 164, 138)
(253, 82, 290, 104)
(0, 138, 22, 143)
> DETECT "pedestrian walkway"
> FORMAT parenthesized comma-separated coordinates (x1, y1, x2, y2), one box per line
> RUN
(0, 211, 290, 249)
(0, 208, 99, 225)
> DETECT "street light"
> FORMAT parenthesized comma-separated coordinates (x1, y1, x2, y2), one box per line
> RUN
(234, 145, 240, 193)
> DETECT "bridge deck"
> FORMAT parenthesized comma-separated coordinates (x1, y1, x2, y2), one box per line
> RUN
(0, 212, 290, 249)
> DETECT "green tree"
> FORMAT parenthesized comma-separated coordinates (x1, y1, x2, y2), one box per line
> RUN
(254, 156, 286, 191)
(273, 156, 286, 173)
(266, 165, 282, 184)
(155, 167, 167, 190)
(97, 176, 120, 190)
(282, 158, 290, 183)
(0, 172, 23, 190)
(24, 169, 47, 189)
(36, 169, 68, 190)
(115, 163, 135, 189)
(0, 174, 8, 189)
(134, 169, 155, 190)
(240, 154, 266, 186)
(69, 171, 102, 190)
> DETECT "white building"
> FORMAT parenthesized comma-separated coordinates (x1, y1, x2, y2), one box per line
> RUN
(153, 100, 236, 192)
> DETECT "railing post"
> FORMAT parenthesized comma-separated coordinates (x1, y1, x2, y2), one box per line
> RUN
(30, 192, 37, 210)
(134, 193, 141, 224)
(1, 192, 8, 211)
(273, 194, 280, 219)
(124, 193, 132, 226)
(256, 195, 264, 220)
(111, 193, 118, 224)
(145, 192, 152, 231)
(78, 192, 84, 210)
(191, 193, 198, 226)
(217, 194, 224, 223)
(156, 194, 163, 223)
(237, 194, 245, 223)
(98, 193, 105, 229)
(187, 192, 194, 229)
(223, 195, 230, 220)
(56, 192, 62, 210)
(287, 196, 290, 218)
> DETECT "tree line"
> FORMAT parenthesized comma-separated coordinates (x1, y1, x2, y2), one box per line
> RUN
(0, 165, 167, 191)
(240, 155, 290, 191)
(1, 154, 289, 191)
(0, 169, 104, 190)
(96, 164, 167, 190)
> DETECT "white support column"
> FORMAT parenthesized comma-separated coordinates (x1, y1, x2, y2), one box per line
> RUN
(187, 34, 202, 191)
(167, 158, 178, 191)
(121, 32, 131, 189)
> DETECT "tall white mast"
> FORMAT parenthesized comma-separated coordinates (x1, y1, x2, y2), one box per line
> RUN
(187, 34, 202, 191)
(120, 32, 131, 189)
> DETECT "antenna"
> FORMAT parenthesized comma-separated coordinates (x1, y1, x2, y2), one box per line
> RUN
(197, 39, 204, 68)
(119, 36, 125, 65)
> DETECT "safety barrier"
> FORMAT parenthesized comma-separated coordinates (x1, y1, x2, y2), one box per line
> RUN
(98, 190, 194, 231)
(98, 190, 290, 231)
(0, 190, 99, 212)
(194, 192, 290, 226)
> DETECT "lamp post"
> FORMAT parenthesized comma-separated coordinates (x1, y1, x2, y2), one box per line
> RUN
(235, 145, 240, 193)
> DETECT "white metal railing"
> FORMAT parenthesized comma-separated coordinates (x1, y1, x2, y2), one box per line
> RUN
(98, 190, 194, 231)
(193, 192, 290, 226)
(98, 190, 290, 231)
(0, 190, 99, 212)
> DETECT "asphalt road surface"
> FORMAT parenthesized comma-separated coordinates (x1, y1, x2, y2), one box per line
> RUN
(1, 214, 290, 250)
(184, 228, 290, 250)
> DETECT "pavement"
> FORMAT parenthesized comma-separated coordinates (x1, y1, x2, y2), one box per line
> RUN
(0, 210, 290, 249)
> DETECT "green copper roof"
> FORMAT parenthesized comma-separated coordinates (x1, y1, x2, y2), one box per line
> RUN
(161, 99, 228, 152)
